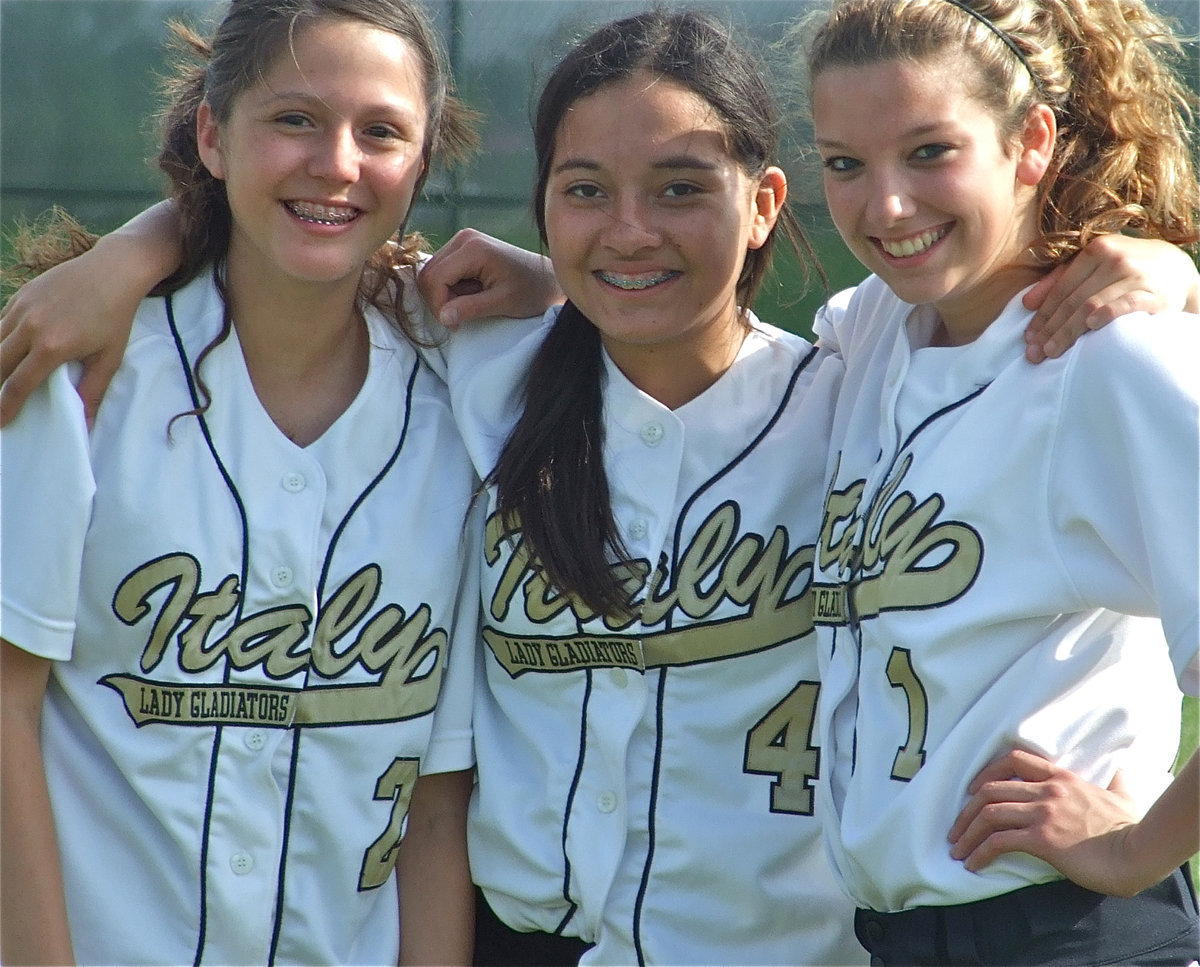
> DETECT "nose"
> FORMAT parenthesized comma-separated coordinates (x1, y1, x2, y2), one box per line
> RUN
(599, 195, 661, 254)
(310, 124, 361, 183)
(866, 170, 915, 226)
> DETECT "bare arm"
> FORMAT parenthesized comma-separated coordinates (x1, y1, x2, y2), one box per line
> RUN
(395, 769, 474, 966)
(948, 748, 1199, 897)
(1, 640, 76, 966)
(1023, 236, 1200, 362)
(0, 201, 181, 427)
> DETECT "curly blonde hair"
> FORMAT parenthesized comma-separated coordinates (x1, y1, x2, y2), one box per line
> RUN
(793, 0, 1199, 265)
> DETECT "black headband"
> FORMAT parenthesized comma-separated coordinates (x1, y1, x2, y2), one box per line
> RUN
(941, 0, 1047, 98)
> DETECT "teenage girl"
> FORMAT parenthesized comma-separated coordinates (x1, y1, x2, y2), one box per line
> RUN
(798, 0, 1199, 962)
(0, 1, 481, 964)
(445, 12, 859, 963)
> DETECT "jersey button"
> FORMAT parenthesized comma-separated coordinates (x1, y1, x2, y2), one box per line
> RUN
(271, 565, 294, 588)
(611, 669, 628, 689)
(639, 421, 665, 447)
(230, 852, 254, 875)
(627, 518, 648, 541)
(281, 472, 307, 493)
(244, 729, 267, 751)
(597, 791, 618, 813)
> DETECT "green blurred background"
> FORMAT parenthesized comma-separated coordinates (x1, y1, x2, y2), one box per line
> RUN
(2, 0, 1197, 876)
(0, 0, 885, 332)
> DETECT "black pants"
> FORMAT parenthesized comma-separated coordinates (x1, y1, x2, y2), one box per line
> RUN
(854, 867, 1199, 966)
(473, 886, 594, 967)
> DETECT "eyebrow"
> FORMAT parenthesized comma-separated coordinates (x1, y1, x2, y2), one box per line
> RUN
(816, 122, 948, 150)
(258, 89, 422, 121)
(551, 154, 722, 176)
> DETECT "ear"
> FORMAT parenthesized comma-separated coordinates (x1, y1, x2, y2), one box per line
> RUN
(747, 166, 788, 251)
(1015, 103, 1056, 187)
(196, 100, 226, 181)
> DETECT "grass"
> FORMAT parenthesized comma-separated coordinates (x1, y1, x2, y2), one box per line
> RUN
(1177, 695, 1198, 886)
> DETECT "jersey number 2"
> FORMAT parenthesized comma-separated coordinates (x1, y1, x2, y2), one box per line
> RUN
(743, 681, 820, 815)
(358, 757, 420, 890)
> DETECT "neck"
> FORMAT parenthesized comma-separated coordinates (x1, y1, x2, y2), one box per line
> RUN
(932, 263, 1046, 347)
(222, 263, 371, 446)
(602, 313, 748, 411)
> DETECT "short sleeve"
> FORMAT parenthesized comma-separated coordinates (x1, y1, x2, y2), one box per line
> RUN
(1, 366, 95, 659)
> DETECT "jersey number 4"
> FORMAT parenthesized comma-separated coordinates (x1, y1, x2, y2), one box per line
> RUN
(743, 681, 820, 815)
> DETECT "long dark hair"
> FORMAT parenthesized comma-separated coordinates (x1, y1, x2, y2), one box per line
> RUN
(489, 9, 820, 618)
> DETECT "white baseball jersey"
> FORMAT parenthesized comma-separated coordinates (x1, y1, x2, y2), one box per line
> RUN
(435, 307, 866, 966)
(811, 275, 1198, 913)
(0, 270, 480, 966)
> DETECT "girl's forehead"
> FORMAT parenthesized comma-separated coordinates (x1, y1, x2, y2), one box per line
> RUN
(238, 18, 429, 116)
(812, 57, 985, 131)
(553, 74, 728, 153)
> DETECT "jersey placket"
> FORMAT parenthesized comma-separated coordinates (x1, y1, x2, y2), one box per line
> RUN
(197, 420, 328, 964)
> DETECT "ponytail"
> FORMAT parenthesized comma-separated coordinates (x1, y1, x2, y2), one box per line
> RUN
(487, 302, 634, 618)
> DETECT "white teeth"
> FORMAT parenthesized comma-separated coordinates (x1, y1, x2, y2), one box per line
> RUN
(286, 201, 358, 225)
(880, 227, 948, 258)
(597, 270, 680, 290)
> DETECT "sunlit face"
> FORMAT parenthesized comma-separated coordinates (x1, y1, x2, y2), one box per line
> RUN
(813, 57, 1047, 341)
(542, 71, 783, 392)
(198, 18, 428, 296)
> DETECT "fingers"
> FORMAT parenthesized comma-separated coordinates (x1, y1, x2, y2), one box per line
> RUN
(1022, 261, 1068, 320)
(438, 287, 516, 330)
(949, 777, 1043, 848)
(949, 750, 1059, 863)
(0, 331, 68, 428)
(1025, 236, 1195, 362)
(75, 349, 123, 429)
(0, 314, 33, 385)
(1106, 767, 1129, 797)
(419, 228, 561, 328)
(1025, 259, 1102, 360)
(965, 748, 1056, 795)
(957, 823, 1057, 874)
(418, 229, 498, 323)
(0, 356, 41, 428)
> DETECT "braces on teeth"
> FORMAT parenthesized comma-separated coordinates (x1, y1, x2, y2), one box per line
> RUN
(600, 271, 677, 290)
(289, 203, 356, 225)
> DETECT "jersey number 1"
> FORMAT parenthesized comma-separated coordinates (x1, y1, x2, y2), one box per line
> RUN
(886, 647, 928, 781)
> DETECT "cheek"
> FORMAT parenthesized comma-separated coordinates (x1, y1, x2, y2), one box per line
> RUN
(542, 206, 583, 264)
(820, 181, 857, 235)
(381, 152, 425, 196)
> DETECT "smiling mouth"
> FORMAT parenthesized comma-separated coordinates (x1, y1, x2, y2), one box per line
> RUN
(284, 201, 360, 226)
(878, 226, 950, 258)
(595, 269, 681, 291)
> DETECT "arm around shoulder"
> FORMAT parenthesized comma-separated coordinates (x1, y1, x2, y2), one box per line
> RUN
(0, 200, 183, 427)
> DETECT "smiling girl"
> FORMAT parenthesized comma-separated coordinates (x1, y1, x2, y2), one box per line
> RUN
(448, 14, 862, 963)
(0, 2, 481, 964)
(796, 0, 1199, 962)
